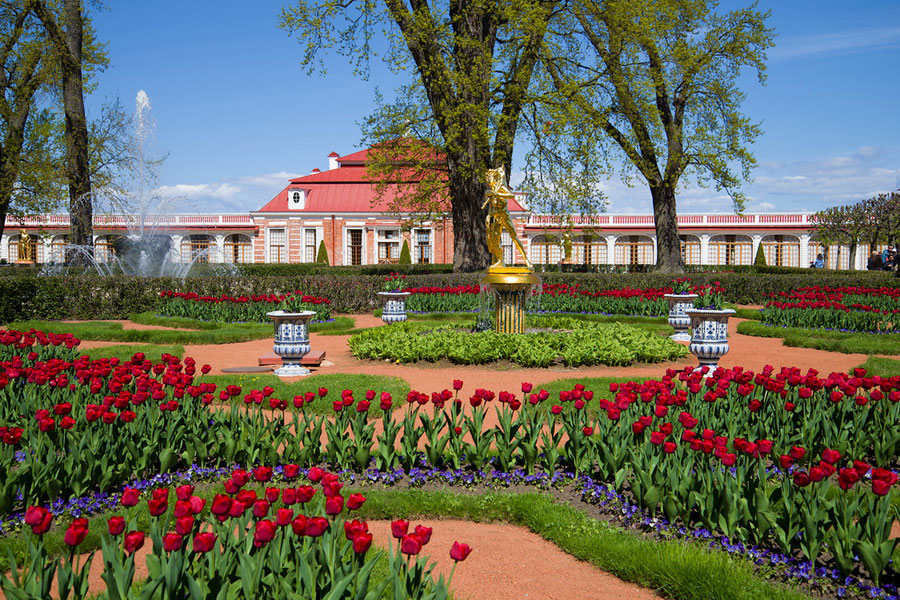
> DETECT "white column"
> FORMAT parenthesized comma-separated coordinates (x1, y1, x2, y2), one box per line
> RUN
(0, 235, 7, 262)
(699, 234, 710, 266)
(751, 234, 763, 264)
(215, 234, 225, 263)
(170, 235, 183, 263)
(605, 235, 617, 265)
(799, 233, 810, 268)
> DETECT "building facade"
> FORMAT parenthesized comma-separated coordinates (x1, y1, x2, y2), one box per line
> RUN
(0, 146, 884, 270)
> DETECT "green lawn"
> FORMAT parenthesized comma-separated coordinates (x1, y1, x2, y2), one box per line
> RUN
(76, 344, 187, 363)
(855, 356, 900, 377)
(737, 321, 900, 355)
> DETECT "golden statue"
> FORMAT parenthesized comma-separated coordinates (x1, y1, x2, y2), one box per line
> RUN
(561, 230, 573, 263)
(17, 229, 34, 263)
(482, 166, 532, 270)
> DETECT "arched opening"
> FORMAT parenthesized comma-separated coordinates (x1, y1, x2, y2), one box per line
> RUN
(808, 238, 849, 270)
(49, 235, 69, 263)
(224, 234, 252, 264)
(8, 233, 44, 263)
(95, 235, 124, 263)
(761, 234, 800, 267)
(709, 234, 752, 265)
(679, 235, 701, 265)
(614, 235, 654, 265)
(572, 234, 607, 265)
(180, 235, 215, 263)
(529, 234, 561, 265)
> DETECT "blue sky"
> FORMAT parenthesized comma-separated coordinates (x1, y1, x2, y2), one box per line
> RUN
(87, 1, 900, 214)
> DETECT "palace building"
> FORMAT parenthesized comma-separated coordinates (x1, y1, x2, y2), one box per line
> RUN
(0, 145, 882, 270)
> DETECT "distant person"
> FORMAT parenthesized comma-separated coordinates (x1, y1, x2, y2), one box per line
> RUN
(883, 245, 895, 271)
(868, 252, 882, 271)
(813, 253, 825, 268)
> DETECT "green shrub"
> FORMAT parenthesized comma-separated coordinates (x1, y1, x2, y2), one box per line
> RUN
(316, 239, 329, 264)
(348, 317, 687, 367)
(753, 244, 767, 266)
(399, 240, 411, 264)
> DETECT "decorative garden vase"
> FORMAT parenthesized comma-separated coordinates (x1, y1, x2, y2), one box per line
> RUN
(378, 291, 410, 324)
(267, 310, 316, 377)
(664, 293, 699, 342)
(684, 308, 736, 372)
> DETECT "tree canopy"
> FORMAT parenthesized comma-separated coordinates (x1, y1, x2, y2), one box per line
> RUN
(536, 0, 774, 272)
(281, 0, 562, 271)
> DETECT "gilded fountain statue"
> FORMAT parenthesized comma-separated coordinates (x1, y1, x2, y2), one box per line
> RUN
(479, 166, 540, 334)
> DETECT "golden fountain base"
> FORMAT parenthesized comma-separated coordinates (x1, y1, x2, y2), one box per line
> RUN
(480, 267, 541, 334)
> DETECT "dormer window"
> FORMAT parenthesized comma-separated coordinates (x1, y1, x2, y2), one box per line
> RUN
(290, 189, 306, 209)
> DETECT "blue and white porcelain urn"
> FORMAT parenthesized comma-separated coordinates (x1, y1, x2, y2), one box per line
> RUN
(378, 291, 410, 324)
(664, 293, 699, 342)
(684, 308, 736, 371)
(267, 310, 316, 376)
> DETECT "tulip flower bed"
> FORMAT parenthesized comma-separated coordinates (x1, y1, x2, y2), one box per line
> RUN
(157, 290, 332, 323)
(405, 283, 674, 316)
(5, 327, 900, 587)
(349, 317, 687, 367)
(6, 468, 466, 600)
(762, 285, 900, 333)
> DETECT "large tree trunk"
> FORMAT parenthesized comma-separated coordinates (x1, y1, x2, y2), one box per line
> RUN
(848, 241, 858, 271)
(60, 0, 92, 265)
(651, 185, 684, 273)
(448, 158, 490, 272)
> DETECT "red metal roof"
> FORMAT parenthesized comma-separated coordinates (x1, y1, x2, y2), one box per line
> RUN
(262, 156, 525, 213)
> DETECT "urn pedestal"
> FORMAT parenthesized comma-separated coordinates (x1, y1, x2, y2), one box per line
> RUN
(267, 310, 316, 377)
(664, 293, 700, 341)
(480, 267, 541, 334)
(685, 308, 735, 372)
(378, 291, 411, 324)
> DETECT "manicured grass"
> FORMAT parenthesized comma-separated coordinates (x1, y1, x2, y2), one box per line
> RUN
(855, 356, 900, 377)
(354, 489, 812, 600)
(732, 307, 762, 320)
(200, 373, 410, 417)
(737, 321, 900, 355)
(3, 316, 356, 344)
(76, 344, 187, 363)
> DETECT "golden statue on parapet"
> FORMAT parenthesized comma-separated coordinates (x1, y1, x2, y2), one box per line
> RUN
(482, 166, 532, 270)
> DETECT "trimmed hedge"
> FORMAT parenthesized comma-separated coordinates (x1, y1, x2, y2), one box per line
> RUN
(1, 270, 897, 322)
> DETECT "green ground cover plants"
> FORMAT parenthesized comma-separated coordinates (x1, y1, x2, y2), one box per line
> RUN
(349, 317, 687, 367)
(856, 356, 900, 377)
(737, 321, 900, 355)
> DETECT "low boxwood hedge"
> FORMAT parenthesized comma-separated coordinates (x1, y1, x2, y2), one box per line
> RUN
(0, 269, 896, 322)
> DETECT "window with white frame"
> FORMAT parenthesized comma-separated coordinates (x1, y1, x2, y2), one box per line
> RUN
(289, 189, 306, 209)
(377, 228, 400, 263)
(413, 228, 431, 264)
(501, 232, 513, 265)
(268, 228, 286, 263)
(346, 228, 364, 265)
(304, 228, 317, 263)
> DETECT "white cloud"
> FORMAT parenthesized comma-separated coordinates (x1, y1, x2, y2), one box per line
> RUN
(772, 27, 900, 59)
(152, 171, 301, 212)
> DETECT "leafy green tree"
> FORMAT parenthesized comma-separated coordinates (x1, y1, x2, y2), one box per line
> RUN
(33, 0, 104, 263)
(0, 1, 65, 241)
(809, 201, 875, 271)
(316, 239, 329, 265)
(398, 239, 411, 264)
(280, 0, 560, 272)
(538, 0, 774, 272)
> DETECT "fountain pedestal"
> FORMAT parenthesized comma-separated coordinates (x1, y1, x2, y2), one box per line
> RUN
(480, 267, 540, 334)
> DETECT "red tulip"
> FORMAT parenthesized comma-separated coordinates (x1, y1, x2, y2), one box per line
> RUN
(192, 532, 216, 553)
(175, 516, 195, 536)
(252, 500, 270, 518)
(291, 514, 308, 536)
(253, 520, 277, 547)
(452, 380, 463, 391)
(401, 535, 422, 555)
(391, 519, 409, 539)
(253, 466, 273, 482)
(821, 448, 841, 465)
(450, 541, 472, 562)
(413, 525, 433, 545)
(147, 497, 168, 517)
(64, 518, 89, 547)
(123, 531, 145, 555)
(307, 467, 324, 482)
(175, 485, 194, 501)
(304, 517, 329, 537)
(837, 468, 860, 490)
(107, 516, 126, 536)
(276, 508, 294, 527)
(265, 487, 280, 503)
(296, 486, 316, 503)
(352, 532, 373, 554)
(283, 464, 300, 479)
(325, 495, 344, 515)
(347, 493, 366, 510)
(163, 532, 183, 552)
